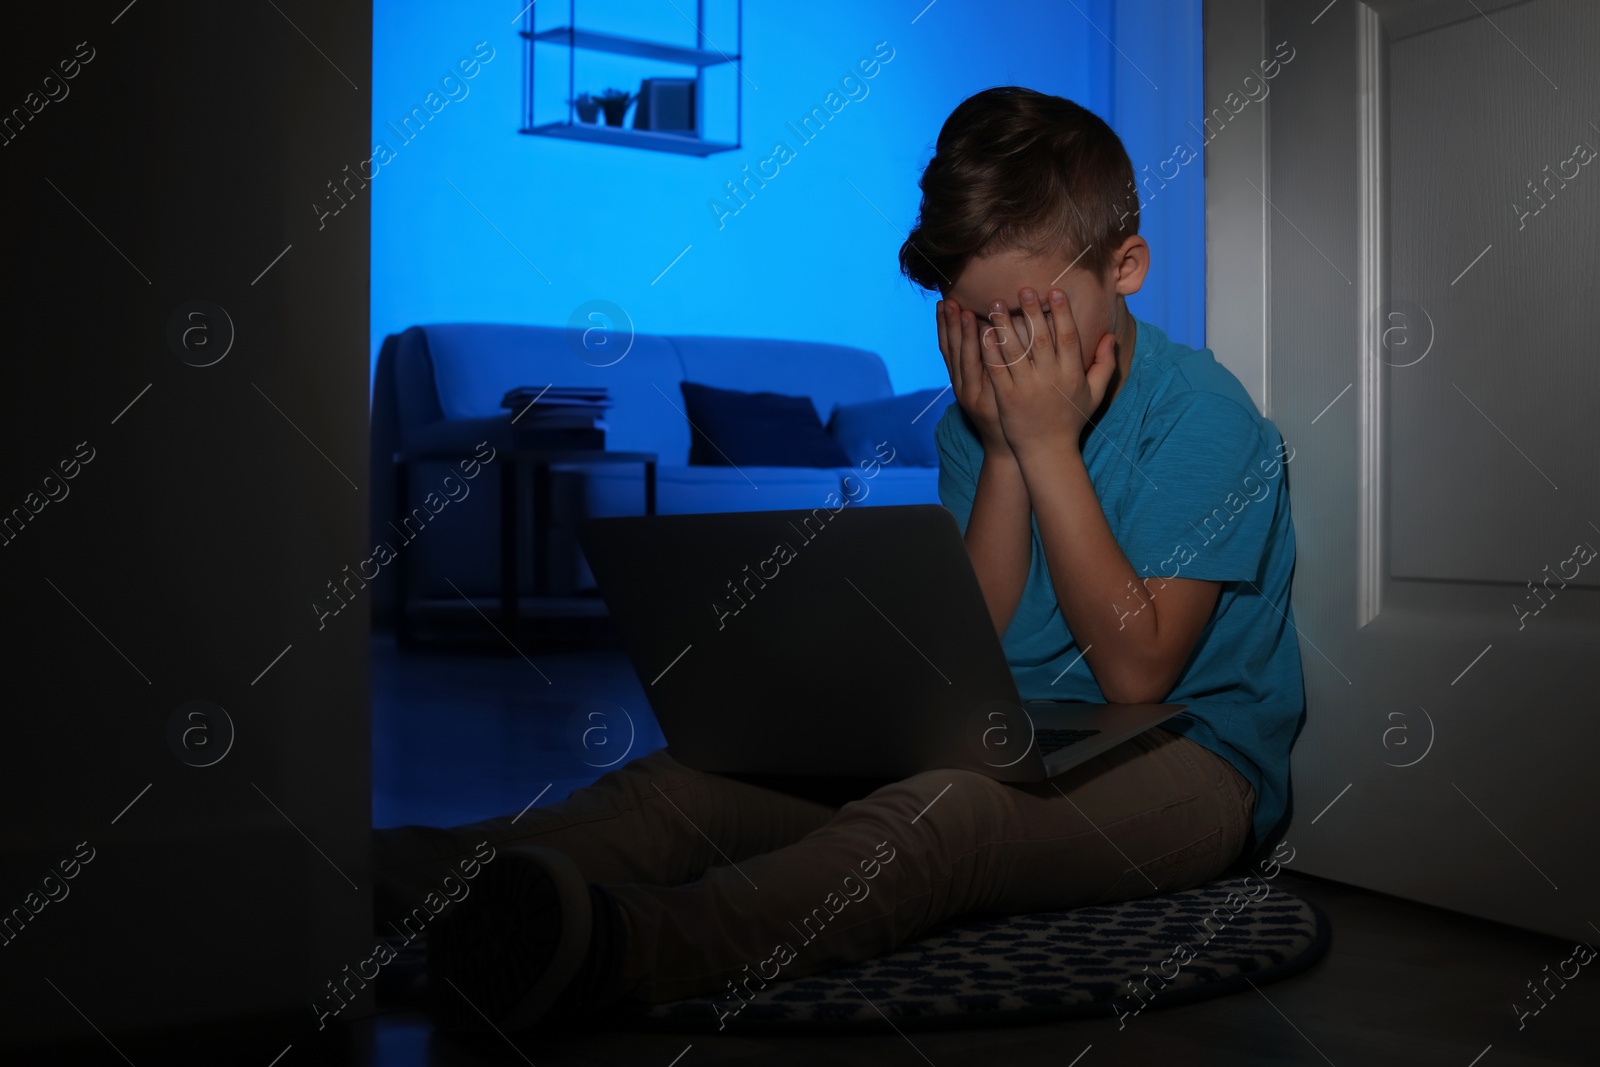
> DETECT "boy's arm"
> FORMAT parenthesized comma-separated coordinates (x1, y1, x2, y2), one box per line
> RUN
(1016, 448, 1220, 703)
(964, 447, 1031, 636)
(937, 298, 1031, 636)
(983, 286, 1221, 704)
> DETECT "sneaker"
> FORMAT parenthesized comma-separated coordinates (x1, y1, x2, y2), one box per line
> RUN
(425, 845, 593, 1034)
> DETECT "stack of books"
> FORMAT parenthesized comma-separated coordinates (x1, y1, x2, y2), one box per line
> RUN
(500, 385, 611, 449)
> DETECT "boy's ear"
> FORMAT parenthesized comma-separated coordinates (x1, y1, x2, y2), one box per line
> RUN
(1110, 236, 1150, 297)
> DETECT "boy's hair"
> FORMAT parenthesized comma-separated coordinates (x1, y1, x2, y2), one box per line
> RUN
(898, 86, 1138, 294)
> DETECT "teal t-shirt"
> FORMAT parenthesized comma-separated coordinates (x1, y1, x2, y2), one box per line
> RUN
(934, 317, 1306, 854)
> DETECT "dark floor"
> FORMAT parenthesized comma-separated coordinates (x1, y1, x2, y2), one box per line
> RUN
(358, 630, 1597, 1066)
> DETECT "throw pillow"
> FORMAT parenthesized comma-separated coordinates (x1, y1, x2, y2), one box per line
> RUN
(827, 388, 953, 468)
(678, 381, 852, 467)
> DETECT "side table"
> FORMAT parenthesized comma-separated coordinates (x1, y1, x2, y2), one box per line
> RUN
(392, 446, 657, 644)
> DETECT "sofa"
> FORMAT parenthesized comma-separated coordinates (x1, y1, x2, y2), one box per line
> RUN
(368, 322, 954, 625)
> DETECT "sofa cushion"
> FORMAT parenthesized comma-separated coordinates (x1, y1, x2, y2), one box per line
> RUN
(583, 464, 850, 518)
(679, 381, 851, 467)
(668, 335, 893, 423)
(828, 465, 942, 507)
(827, 387, 954, 468)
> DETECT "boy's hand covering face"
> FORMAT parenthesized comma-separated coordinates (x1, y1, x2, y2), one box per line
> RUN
(936, 296, 1011, 454)
(977, 286, 1117, 456)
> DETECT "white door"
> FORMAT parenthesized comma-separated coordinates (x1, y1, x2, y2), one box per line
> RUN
(1205, 0, 1599, 941)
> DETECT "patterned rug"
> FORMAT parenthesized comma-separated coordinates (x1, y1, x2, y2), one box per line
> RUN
(618, 874, 1332, 1034)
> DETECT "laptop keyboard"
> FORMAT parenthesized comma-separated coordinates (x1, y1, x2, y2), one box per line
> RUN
(1034, 727, 1100, 755)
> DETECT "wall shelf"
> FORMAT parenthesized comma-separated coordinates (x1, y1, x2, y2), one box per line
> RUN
(518, 120, 738, 157)
(522, 27, 733, 69)
(520, 2, 742, 156)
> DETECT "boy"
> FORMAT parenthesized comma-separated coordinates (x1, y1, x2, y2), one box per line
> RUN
(372, 86, 1304, 1035)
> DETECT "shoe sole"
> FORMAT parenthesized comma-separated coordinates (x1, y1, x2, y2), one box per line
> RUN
(426, 846, 592, 1034)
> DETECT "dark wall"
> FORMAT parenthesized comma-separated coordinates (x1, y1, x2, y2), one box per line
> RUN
(1, 1, 372, 1054)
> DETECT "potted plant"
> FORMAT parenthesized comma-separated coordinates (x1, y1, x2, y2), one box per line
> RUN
(595, 87, 636, 128)
(569, 92, 599, 123)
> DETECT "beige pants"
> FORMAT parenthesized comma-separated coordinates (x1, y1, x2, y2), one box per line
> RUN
(373, 727, 1255, 1007)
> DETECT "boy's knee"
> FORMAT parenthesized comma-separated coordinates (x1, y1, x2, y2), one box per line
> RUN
(635, 747, 681, 767)
(597, 747, 688, 792)
(864, 767, 1011, 828)
(903, 766, 1005, 795)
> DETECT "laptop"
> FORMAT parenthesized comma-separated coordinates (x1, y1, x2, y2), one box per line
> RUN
(577, 503, 1185, 783)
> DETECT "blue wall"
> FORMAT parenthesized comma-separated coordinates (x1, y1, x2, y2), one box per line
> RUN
(370, 0, 1203, 397)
